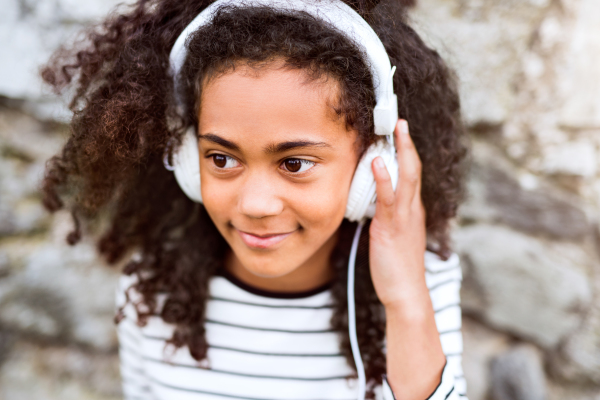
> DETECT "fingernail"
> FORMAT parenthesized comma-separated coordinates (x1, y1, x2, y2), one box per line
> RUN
(374, 157, 384, 169)
(399, 120, 409, 135)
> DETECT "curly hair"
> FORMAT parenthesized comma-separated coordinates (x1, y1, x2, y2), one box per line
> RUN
(40, 0, 468, 397)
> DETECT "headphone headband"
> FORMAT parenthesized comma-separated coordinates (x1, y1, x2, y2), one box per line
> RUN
(169, 0, 397, 136)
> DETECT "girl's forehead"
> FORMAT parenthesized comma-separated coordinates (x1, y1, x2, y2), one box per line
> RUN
(198, 63, 354, 147)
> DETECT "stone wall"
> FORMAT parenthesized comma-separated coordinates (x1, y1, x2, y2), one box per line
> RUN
(0, 0, 599, 399)
(411, 0, 600, 398)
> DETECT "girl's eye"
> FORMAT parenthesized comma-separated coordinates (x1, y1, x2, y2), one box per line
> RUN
(211, 154, 240, 169)
(281, 158, 315, 174)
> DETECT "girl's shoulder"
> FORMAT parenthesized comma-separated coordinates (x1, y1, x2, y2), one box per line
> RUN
(424, 250, 461, 274)
(423, 250, 463, 293)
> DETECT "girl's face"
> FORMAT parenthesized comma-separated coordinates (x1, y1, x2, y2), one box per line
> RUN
(197, 61, 360, 284)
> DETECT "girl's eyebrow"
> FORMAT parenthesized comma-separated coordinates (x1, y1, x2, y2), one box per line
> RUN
(199, 133, 240, 151)
(198, 133, 332, 154)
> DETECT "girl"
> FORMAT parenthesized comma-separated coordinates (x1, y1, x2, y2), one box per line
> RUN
(40, 0, 469, 399)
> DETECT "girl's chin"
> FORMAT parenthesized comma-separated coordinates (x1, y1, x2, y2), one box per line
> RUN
(235, 255, 299, 278)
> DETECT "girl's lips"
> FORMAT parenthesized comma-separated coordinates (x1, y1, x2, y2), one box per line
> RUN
(236, 229, 295, 249)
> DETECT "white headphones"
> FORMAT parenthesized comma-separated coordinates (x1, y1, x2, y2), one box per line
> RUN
(166, 0, 399, 223)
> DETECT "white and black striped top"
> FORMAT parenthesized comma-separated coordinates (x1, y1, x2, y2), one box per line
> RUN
(115, 250, 468, 400)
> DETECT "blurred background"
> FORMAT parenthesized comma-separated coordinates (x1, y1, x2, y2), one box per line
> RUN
(0, 0, 599, 399)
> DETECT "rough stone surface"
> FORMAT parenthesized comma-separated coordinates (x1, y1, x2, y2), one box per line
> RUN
(0, 215, 121, 350)
(0, 109, 65, 235)
(0, 0, 125, 98)
(0, 340, 122, 400)
(541, 141, 597, 178)
(547, 381, 600, 400)
(549, 320, 600, 386)
(410, 0, 551, 126)
(486, 167, 590, 239)
(454, 223, 593, 348)
(557, 0, 600, 129)
(490, 344, 547, 400)
(461, 316, 512, 400)
(546, 256, 600, 385)
(461, 161, 591, 240)
(0, 286, 72, 340)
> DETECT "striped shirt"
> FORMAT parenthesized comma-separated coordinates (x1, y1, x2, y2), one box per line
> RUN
(115, 250, 468, 400)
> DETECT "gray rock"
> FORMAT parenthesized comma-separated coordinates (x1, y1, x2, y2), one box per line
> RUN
(458, 163, 499, 225)
(540, 141, 597, 178)
(0, 108, 66, 161)
(0, 195, 51, 237)
(0, 238, 121, 350)
(0, 339, 122, 400)
(549, 326, 600, 385)
(547, 273, 600, 385)
(459, 162, 590, 240)
(558, 0, 600, 129)
(0, 286, 71, 340)
(0, 0, 131, 108)
(454, 224, 593, 348)
(410, 0, 551, 126)
(462, 316, 512, 400)
(0, 325, 15, 368)
(547, 384, 600, 400)
(490, 344, 547, 400)
(0, 251, 9, 279)
(485, 167, 590, 240)
(0, 109, 64, 236)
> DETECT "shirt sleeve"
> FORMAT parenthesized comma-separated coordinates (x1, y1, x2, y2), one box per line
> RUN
(380, 251, 468, 400)
(115, 273, 153, 400)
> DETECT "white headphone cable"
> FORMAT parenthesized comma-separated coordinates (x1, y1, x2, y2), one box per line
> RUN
(347, 219, 366, 400)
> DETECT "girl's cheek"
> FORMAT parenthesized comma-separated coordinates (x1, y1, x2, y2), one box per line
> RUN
(293, 177, 349, 233)
(200, 177, 236, 221)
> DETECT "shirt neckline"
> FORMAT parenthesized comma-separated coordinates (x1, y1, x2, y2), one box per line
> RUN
(215, 267, 333, 299)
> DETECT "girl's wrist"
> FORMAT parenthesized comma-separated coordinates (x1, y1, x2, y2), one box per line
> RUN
(381, 274, 432, 318)
(383, 294, 432, 323)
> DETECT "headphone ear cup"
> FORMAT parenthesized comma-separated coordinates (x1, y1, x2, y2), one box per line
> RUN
(345, 138, 398, 221)
(172, 126, 203, 203)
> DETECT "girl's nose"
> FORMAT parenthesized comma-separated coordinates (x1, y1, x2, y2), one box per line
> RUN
(237, 173, 284, 219)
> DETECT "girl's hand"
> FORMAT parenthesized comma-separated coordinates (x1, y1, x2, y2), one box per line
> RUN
(368, 119, 428, 309)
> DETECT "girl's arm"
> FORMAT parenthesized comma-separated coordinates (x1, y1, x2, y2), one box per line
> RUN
(381, 251, 467, 400)
(369, 120, 467, 400)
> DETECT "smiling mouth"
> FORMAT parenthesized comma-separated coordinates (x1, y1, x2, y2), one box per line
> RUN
(235, 229, 296, 249)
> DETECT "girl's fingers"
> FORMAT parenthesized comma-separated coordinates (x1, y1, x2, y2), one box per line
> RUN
(372, 156, 395, 221)
(372, 119, 423, 223)
(394, 120, 422, 213)
(411, 169, 423, 210)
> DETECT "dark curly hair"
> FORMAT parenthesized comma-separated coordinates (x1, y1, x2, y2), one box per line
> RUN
(40, 0, 468, 397)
